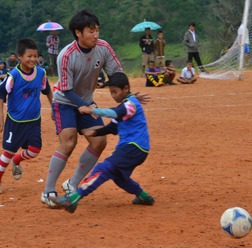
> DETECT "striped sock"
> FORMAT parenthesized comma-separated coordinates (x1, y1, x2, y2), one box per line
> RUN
(0, 151, 15, 182)
(13, 146, 40, 164)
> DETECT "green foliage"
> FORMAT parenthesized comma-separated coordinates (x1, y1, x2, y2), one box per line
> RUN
(0, 0, 246, 73)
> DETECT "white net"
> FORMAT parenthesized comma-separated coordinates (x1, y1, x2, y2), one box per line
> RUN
(199, 0, 251, 80)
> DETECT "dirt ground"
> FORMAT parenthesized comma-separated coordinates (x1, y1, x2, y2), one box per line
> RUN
(1, 72, 252, 248)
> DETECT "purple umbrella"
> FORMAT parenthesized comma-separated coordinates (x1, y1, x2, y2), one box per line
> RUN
(36, 21, 63, 31)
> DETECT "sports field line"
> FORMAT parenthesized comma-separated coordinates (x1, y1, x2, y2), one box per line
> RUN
(41, 91, 252, 111)
(144, 104, 252, 111)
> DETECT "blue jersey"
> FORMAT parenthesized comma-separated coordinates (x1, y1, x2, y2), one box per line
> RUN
(114, 95, 150, 152)
(93, 94, 150, 152)
(1, 66, 46, 122)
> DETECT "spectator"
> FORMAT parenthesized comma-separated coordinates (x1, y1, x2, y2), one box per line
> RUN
(145, 60, 165, 87)
(0, 60, 7, 82)
(139, 28, 154, 75)
(5, 53, 19, 71)
(46, 30, 59, 76)
(37, 54, 49, 74)
(177, 60, 197, 84)
(154, 30, 166, 68)
(163, 60, 176, 85)
(183, 22, 206, 72)
(238, 22, 250, 67)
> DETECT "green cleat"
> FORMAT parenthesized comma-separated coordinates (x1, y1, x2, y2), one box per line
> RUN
(132, 195, 155, 205)
(49, 195, 78, 214)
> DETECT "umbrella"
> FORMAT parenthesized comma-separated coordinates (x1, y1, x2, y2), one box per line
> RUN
(36, 21, 63, 31)
(131, 20, 161, 32)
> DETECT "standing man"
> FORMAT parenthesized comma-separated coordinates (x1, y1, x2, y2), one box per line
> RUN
(46, 30, 59, 77)
(238, 22, 250, 67)
(183, 22, 206, 72)
(139, 28, 154, 75)
(41, 9, 124, 208)
(154, 30, 166, 68)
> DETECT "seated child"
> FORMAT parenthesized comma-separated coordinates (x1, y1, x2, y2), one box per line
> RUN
(163, 60, 176, 85)
(0, 60, 7, 82)
(177, 60, 197, 84)
(145, 61, 165, 87)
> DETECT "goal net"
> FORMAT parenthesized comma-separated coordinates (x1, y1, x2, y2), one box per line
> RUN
(199, 0, 251, 80)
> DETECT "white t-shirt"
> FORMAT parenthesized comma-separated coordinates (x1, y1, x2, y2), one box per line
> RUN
(238, 24, 249, 44)
(181, 66, 195, 79)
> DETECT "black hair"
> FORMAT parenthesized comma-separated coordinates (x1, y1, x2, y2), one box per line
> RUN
(16, 38, 38, 56)
(69, 9, 100, 40)
(188, 22, 196, 27)
(158, 30, 163, 34)
(165, 60, 172, 66)
(186, 60, 193, 64)
(106, 72, 130, 90)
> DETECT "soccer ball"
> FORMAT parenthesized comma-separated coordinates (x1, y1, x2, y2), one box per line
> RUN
(220, 207, 252, 238)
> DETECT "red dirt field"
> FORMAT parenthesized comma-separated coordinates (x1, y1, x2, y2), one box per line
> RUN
(1, 72, 252, 248)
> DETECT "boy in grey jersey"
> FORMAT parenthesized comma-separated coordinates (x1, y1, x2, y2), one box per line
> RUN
(41, 10, 149, 208)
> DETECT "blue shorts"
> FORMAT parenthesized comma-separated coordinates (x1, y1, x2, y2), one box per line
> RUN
(105, 144, 148, 180)
(245, 44, 250, 54)
(52, 103, 104, 135)
(3, 115, 42, 152)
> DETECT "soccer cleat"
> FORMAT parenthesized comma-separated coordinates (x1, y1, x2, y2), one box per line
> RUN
(41, 191, 59, 208)
(62, 179, 77, 196)
(12, 161, 22, 180)
(49, 195, 78, 214)
(132, 195, 155, 205)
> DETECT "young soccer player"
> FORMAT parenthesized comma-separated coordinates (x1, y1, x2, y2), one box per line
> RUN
(50, 72, 155, 213)
(0, 38, 52, 193)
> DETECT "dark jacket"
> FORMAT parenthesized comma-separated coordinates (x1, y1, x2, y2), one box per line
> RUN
(139, 34, 154, 54)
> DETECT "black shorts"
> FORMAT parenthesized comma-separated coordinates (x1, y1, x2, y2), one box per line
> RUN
(3, 115, 42, 152)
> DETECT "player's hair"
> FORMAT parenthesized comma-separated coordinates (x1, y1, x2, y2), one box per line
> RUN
(186, 60, 193, 64)
(69, 9, 100, 40)
(16, 38, 38, 56)
(149, 60, 155, 65)
(106, 72, 130, 90)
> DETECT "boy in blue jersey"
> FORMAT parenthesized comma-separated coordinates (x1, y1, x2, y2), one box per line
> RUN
(50, 72, 155, 213)
(0, 38, 52, 193)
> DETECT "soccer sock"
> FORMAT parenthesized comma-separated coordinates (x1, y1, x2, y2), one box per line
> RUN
(0, 151, 15, 182)
(147, 75, 158, 86)
(138, 191, 150, 200)
(13, 146, 40, 164)
(44, 150, 68, 193)
(158, 74, 164, 82)
(70, 145, 101, 188)
(69, 191, 82, 203)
